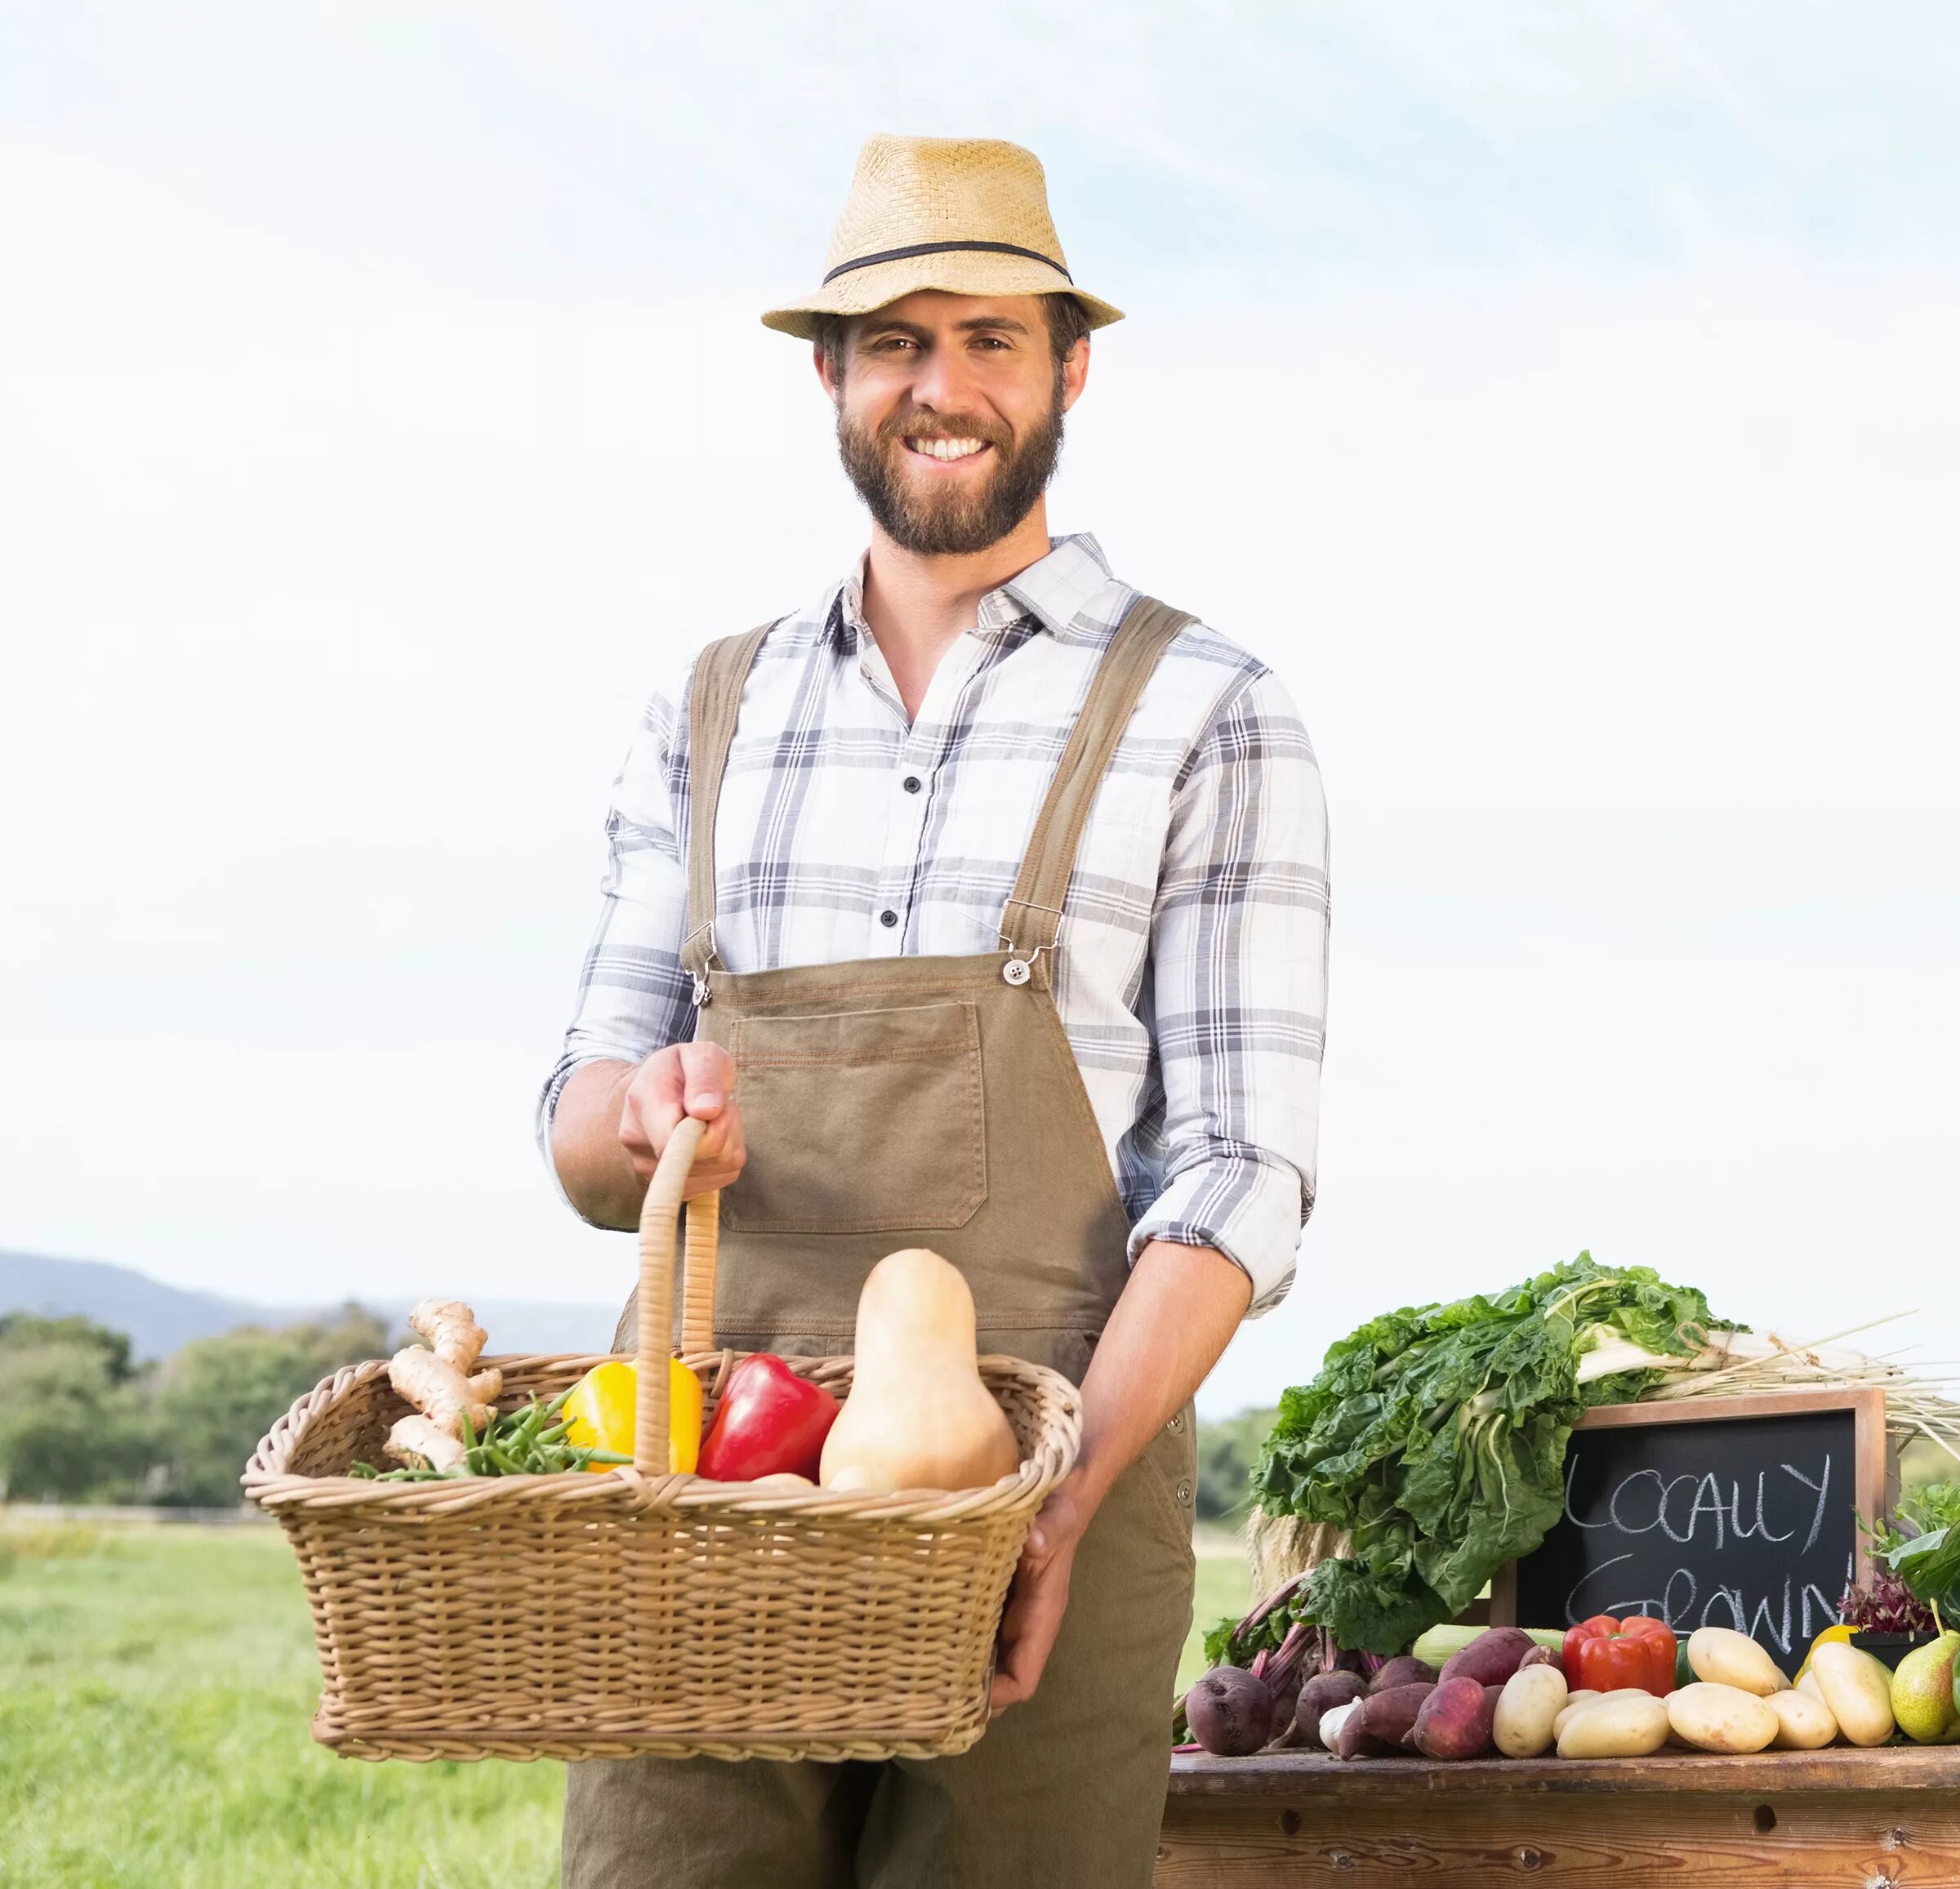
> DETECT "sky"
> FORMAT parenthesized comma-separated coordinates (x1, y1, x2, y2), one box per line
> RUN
(2, 2, 1957, 1416)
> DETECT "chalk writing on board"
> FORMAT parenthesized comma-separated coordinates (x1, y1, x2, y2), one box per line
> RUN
(1554, 1448, 1851, 1656)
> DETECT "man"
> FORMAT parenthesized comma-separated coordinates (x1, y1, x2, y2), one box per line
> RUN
(540, 134, 1329, 1889)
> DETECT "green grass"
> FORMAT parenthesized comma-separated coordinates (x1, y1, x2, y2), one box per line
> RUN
(1182, 1535, 1253, 1691)
(0, 1520, 562, 1888)
(0, 1517, 1251, 1884)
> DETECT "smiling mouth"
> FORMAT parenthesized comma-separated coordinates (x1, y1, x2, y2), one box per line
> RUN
(903, 435, 991, 464)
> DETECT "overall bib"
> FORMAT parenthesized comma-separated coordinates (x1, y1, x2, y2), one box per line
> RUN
(563, 598, 1201, 1889)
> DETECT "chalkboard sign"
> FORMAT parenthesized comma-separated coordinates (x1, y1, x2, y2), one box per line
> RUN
(1496, 1388, 1885, 1669)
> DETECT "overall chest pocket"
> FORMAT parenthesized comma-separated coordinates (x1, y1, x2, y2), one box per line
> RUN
(724, 1000, 987, 1234)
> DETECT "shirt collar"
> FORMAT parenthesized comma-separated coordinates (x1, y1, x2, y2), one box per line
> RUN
(828, 532, 1115, 652)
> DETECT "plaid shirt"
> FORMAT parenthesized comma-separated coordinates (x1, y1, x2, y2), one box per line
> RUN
(539, 534, 1328, 1316)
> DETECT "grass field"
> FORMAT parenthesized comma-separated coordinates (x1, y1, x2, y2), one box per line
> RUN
(0, 1516, 1249, 1887)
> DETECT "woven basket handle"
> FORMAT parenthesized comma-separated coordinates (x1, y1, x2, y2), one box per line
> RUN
(633, 1114, 721, 1474)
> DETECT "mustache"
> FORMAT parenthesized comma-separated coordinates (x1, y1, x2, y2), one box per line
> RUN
(878, 407, 1013, 451)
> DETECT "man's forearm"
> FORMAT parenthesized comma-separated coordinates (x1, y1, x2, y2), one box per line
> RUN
(549, 1059, 644, 1228)
(1071, 1237, 1253, 1514)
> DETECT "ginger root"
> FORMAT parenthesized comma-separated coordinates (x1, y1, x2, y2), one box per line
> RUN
(389, 1344, 499, 1439)
(388, 1296, 501, 1441)
(408, 1298, 488, 1371)
(385, 1414, 467, 1472)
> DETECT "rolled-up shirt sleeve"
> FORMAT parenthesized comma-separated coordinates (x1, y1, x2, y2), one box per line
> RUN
(1125, 665, 1329, 1317)
(534, 662, 698, 1205)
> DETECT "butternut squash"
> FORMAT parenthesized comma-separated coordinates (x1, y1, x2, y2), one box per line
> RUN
(819, 1248, 1022, 1494)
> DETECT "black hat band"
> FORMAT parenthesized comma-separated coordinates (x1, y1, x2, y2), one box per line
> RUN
(822, 239, 1072, 287)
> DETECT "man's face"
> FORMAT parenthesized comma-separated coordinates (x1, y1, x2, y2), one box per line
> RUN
(818, 292, 1088, 557)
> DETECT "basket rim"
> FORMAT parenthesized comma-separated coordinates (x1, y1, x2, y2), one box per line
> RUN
(243, 1347, 1081, 1525)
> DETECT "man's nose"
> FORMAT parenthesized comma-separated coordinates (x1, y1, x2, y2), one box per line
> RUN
(908, 343, 978, 416)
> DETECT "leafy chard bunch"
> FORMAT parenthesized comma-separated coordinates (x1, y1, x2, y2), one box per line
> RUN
(1878, 1481, 1960, 1622)
(1251, 1254, 1730, 1655)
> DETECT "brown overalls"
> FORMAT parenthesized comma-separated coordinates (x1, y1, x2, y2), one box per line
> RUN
(563, 597, 1201, 1889)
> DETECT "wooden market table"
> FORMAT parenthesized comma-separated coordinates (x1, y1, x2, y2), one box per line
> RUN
(1158, 1746, 1960, 1887)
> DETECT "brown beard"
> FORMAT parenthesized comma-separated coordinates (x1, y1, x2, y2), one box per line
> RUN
(835, 367, 1066, 556)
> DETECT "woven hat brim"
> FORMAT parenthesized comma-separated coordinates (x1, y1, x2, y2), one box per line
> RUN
(762, 249, 1122, 339)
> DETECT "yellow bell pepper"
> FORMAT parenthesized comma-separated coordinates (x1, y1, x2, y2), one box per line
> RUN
(562, 1359, 701, 1474)
(1794, 1620, 1857, 1682)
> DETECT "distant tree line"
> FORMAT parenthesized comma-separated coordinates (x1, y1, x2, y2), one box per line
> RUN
(1194, 1405, 1277, 1523)
(0, 1305, 391, 1506)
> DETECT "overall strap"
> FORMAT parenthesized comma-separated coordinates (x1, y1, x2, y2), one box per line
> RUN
(1000, 595, 1196, 979)
(681, 621, 775, 988)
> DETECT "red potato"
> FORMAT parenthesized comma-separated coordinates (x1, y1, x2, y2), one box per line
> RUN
(1412, 1676, 1499, 1760)
(1520, 1643, 1565, 1678)
(1186, 1666, 1273, 1758)
(1436, 1628, 1539, 1691)
(1361, 1682, 1437, 1748)
(1294, 1671, 1368, 1749)
(1368, 1655, 1438, 1695)
(1334, 1704, 1396, 1760)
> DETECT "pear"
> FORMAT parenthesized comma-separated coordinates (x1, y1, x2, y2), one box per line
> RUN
(1891, 1631, 1960, 1744)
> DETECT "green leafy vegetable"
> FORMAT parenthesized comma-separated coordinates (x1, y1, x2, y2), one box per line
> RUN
(1250, 1253, 1727, 1653)
(1880, 1483, 1960, 1616)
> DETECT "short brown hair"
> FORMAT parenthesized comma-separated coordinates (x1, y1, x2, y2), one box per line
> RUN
(813, 292, 1091, 384)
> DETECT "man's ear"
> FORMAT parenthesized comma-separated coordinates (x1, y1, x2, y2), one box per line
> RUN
(813, 340, 841, 405)
(1059, 336, 1090, 414)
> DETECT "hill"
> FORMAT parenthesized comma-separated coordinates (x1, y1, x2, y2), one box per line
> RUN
(0, 1250, 620, 1361)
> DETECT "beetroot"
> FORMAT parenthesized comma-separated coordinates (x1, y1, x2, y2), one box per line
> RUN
(1361, 1682, 1436, 1749)
(1436, 1627, 1537, 1690)
(1411, 1677, 1498, 1760)
(1294, 1670, 1367, 1748)
(1186, 1665, 1273, 1757)
(1265, 1661, 1307, 1742)
(1367, 1655, 1437, 1695)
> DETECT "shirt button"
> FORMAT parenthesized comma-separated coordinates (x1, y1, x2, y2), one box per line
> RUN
(1166, 1411, 1186, 1434)
(879, 909, 898, 929)
(902, 774, 922, 794)
(1176, 1480, 1194, 1507)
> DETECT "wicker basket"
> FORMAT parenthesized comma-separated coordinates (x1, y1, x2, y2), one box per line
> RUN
(243, 1117, 1082, 1762)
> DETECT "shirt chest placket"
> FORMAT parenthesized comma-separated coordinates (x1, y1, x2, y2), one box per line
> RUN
(850, 630, 990, 958)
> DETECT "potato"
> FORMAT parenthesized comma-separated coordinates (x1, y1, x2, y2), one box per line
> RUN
(1186, 1665, 1273, 1757)
(1556, 1691, 1670, 1758)
(1362, 1682, 1436, 1749)
(1494, 1664, 1569, 1758)
(1553, 1689, 1653, 1742)
(1519, 1642, 1566, 1679)
(1766, 1686, 1838, 1751)
(1797, 1669, 1826, 1703)
(1335, 1701, 1396, 1760)
(1685, 1626, 1788, 1697)
(1411, 1676, 1498, 1760)
(1437, 1627, 1539, 1690)
(1295, 1671, 1367, 1749)
(1667, 1682, 1779, 1754)
(1368, 1655, 1438, 1695)
(1810, 1643, 1896, 1748)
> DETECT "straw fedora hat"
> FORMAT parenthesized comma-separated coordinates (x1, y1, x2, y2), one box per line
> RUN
(762, 134, 1123, 338)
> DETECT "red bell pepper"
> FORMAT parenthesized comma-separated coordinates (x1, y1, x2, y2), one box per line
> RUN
(696, 1354, 840, 1482)
(1561, 1614, 1677, 1696)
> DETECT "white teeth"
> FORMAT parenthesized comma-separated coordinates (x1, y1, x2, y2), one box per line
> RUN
(911, 437, 984, 461)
